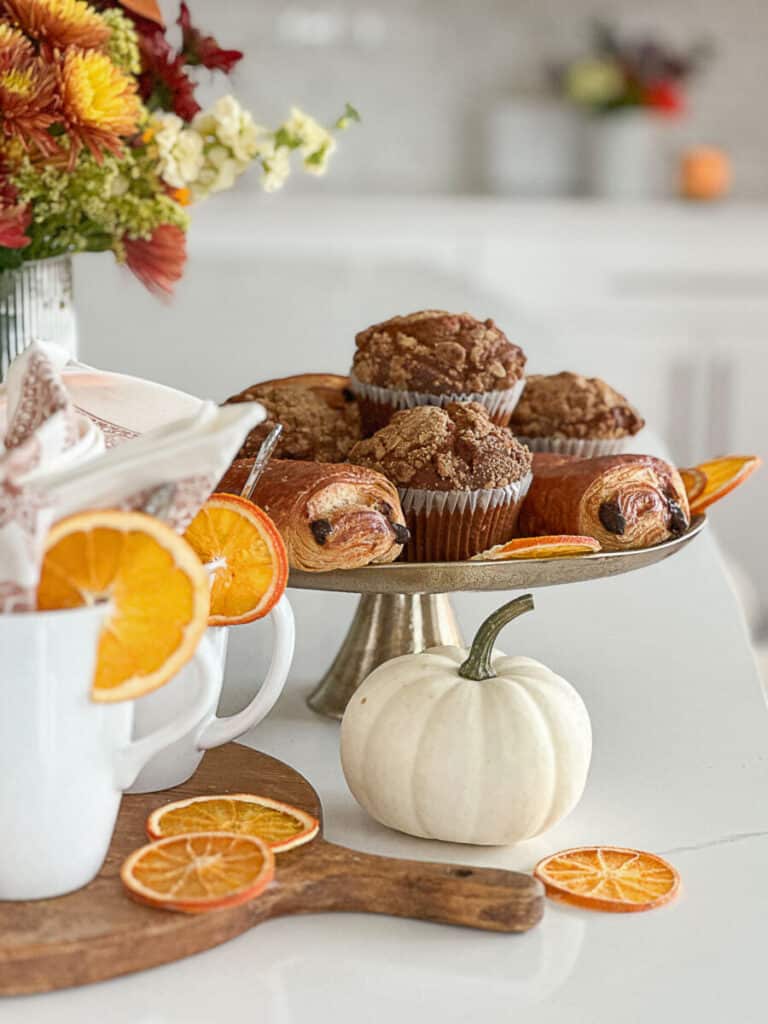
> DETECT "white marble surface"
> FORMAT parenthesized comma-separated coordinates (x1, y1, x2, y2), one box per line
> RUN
(6, 522, 768, 1023)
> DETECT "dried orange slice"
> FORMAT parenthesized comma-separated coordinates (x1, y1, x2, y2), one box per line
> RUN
(534, 846, 679, 913)
(183, 494, 288, 626)
(471, 535, 601, 561)
(37, 510, 210, 702)
(121, 832, 275, 913)
(679, 466, 707, 503)
(146, 794, 319, 853)
(680, 455, 761, 515)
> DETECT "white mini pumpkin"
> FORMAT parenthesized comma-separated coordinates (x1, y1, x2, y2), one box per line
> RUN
(340, 595, 592, 845)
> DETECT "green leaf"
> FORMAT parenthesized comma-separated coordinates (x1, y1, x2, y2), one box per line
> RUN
(304, 142, 330, 167)
(335, 102, 361, 130)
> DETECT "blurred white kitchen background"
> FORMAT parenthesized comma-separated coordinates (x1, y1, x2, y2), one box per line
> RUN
(75, 0, 768, 667)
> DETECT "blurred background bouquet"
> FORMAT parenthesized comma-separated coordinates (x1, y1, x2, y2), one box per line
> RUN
(555, 20, 711, 118)
(0, 0, 356, 295)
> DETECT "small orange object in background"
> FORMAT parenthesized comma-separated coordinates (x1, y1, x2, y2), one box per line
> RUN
(534, 846, 680, 913)
(680, 146, 730, 200)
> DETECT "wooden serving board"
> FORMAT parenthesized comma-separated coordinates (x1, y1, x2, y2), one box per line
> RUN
(0, 744, 543, 995)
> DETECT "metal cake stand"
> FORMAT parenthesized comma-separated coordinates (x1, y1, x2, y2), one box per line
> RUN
(289, 515, 706, 719)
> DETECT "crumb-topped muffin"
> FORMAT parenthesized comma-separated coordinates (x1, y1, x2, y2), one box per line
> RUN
(509, 372, 645, 456)
(226, 375, 360, 463)
(349, 402, 532, 562)
(349, 310, 527, 435)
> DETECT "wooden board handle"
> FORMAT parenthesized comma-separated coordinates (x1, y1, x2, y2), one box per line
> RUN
(276, 840, 544, 933)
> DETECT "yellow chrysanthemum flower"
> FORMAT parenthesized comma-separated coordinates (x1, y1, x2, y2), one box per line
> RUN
(3, 0, 110, 51)
(60, 48, 141, 161)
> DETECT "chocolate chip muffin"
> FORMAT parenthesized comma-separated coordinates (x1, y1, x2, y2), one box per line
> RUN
(349, 401, 532, 562)
(349, 310, 526, 435)
(225, 374, 360, 463)
(508, 372, 645, 456)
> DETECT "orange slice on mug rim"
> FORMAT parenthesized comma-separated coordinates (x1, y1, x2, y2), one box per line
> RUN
(146, 794, 319, 852)
(534, 846, 680, 913)
(37, 509, 210, 702)
(121, 832, 275, 913)
(183, 493, 288, 626)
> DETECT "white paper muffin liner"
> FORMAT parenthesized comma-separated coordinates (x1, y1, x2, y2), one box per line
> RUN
(349, 373, 525, 434)
(397, 472, 532, 562)
(514, 435, 634, 458)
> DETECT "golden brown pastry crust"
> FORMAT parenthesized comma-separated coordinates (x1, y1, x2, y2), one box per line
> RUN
(217, 458, 408, 572)
(224, 374, 360, 462)
(519, 453, 690, 551)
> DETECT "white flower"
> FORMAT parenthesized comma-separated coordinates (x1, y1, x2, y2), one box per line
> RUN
(193, 96, 260, 163)
(275, 106, 337, 176)
(303, 134, 337, 175)
(283, 106, 334, 158)
(152, 113, 204, 190)
(261, 148, 291, 193)
(153, 113, 183, 155)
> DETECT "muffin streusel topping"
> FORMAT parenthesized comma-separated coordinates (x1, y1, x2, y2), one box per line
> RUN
(352, 310, 526, 394)
(509, 372, 645, 440)
(228, 384, 360, 463)
(349, 401, 532, 491)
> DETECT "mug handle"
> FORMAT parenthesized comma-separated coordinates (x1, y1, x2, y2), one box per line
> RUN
(113, 634, 221, 791)
(195, 594, 295, 751)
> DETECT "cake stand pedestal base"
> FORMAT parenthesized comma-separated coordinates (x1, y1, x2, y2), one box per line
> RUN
(307, 592, 464, 720)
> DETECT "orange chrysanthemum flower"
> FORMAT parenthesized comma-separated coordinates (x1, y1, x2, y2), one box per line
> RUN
(123, 224, 186, 295)
(0, 21, 35, 59)
(0, 51, 58, 154)
(3, 0, 110, 52)
(59, 47, 141, 161)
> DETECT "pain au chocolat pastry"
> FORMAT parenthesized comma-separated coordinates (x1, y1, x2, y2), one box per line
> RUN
(224, 373, 360, 463)
(218, 458, 409, 572)
(519, 453, 690, 552)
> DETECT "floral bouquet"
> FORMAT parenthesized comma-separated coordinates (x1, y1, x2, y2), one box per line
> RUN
(555, 21, 711, 117)
(0, 0, 357, 292)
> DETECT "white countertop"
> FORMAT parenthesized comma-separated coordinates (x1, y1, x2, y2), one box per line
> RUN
(6, 521, 768, 1023)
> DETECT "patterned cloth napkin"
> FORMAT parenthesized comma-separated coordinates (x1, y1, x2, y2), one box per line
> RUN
(0, 344, 265, 612)
(42, 401, 264, 531)
(0, 342, 101, 611)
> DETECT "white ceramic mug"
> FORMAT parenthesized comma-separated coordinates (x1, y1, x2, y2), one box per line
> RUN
(128, 595, 295, 794)
(0, 604, 219, 900)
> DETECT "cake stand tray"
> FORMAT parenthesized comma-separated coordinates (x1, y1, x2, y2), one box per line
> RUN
(289, 516, 706, 719)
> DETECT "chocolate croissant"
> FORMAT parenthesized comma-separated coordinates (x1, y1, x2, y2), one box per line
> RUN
(224, 373, 360, 463)
(218, 458, 408, 572)
(519, 453, 690, 551)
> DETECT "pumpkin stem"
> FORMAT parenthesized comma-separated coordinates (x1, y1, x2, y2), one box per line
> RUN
(458, 594, 535, 681)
